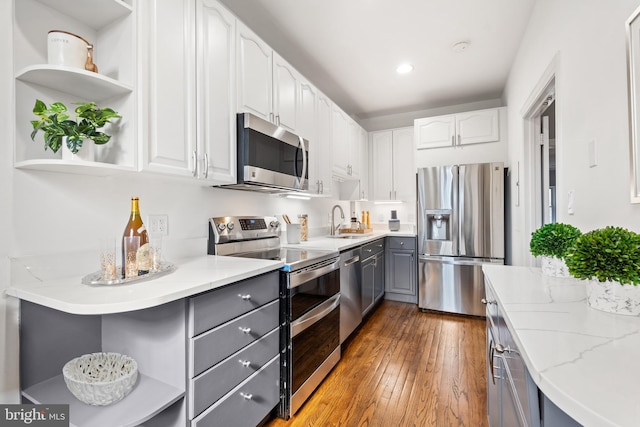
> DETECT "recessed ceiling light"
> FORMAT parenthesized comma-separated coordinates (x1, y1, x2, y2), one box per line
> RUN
(396, 63, 414, 74)
(452, 41, 470, 53)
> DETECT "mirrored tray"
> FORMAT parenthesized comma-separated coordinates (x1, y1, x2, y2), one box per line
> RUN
(81, 262, 176, 286)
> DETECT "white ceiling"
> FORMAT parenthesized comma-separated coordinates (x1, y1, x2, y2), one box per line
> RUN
(219, 0, 536, 120)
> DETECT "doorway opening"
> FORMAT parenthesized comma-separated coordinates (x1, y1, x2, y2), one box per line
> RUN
(527, 79, 557, 231)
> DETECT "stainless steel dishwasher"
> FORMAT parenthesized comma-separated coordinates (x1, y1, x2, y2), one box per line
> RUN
(339, 248, 361, 344)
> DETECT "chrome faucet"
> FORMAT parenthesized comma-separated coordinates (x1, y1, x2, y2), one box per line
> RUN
(330, 204, 345, 236)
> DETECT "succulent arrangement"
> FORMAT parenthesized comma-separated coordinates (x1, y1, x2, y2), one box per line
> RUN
(30, 99, 121, 154)
(565, 226, 640, 286)
(529, 223, 582, 260)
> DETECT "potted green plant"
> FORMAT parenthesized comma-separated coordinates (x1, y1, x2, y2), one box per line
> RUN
(565, 226, 640, 315)
(530, 222, 582, 277)
(30, 99, 121, 161)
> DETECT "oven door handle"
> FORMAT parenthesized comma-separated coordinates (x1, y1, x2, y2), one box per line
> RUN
(289, 258, 340, 289)
(291, 293, 340, 337)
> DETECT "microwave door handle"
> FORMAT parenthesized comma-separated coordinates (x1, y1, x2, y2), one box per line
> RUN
(298, 135, 307, 189)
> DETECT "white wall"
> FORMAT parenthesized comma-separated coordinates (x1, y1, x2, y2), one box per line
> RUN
(504, 0, 640, 265)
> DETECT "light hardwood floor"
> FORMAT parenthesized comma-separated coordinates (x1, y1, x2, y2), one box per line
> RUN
(266, 300, 488, 427)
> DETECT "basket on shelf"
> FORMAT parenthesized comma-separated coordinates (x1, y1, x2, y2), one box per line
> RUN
(62, 352, 138, 406)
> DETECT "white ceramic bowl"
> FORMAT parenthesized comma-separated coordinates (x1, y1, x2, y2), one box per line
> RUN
(62, 352, 138, 406)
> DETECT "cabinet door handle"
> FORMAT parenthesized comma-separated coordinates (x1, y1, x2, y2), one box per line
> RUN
(489, 340, 497, 384)
(481, 298, 496, 305)
(239, 360, 252, 368)
(400, 241, 404, 246)
(451, 135, 455, 146)
(192, 151, 197, 177)
(240, 392, 253, 401)
(238, 327, 252, 334)
(320, 180, 324, 194)
(203, 152, 209, 179)
(457, 134, 461, 145)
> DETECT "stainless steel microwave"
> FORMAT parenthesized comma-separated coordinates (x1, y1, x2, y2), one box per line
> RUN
(217, 113, 309, 193)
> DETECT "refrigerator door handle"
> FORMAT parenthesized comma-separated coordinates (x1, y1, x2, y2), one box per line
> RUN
(457, 164, 465, 255)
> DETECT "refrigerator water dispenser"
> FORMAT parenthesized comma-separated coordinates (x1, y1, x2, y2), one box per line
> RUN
(425, 209, 452, 241)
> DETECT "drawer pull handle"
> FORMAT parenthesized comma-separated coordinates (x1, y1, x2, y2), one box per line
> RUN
(400, 241, 404, 246)
(238, 327, 252, 334)
(365, 249, 372, 253)
(239, 360, 251, 368)
(481, 298, 496, 305)
(238, 294, 252, 301)
(240, 392, 253, 401)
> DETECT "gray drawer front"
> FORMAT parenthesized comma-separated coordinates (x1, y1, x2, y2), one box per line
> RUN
(192, 355, 280, 427)
(191, 300, 279, 377)
(190, 271, 279, 337)
(190, 327, 279, 418)
(387, 236, 416, 250)
(361, 239, 385, 257)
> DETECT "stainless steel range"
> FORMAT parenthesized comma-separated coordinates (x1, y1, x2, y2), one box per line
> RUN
(208, 216, 341, 419)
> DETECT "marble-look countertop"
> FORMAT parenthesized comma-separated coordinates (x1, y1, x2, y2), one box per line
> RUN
(483, 264, 640, 427)
(6, 230, 416, 316)
(6, 255, 284, 315)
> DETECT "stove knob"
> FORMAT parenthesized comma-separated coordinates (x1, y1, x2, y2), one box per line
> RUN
(217, 223, 226, 232)
(270, 220, 280, 228)
(227, 223, 235, 231)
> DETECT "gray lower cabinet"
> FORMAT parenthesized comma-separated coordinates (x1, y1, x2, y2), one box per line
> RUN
(188, 271, 280, 427)
(361, 239, 385, 316)
(485, 284, 540, 427)
(385, 236, 417, 303)
(485, 283, 580, 427)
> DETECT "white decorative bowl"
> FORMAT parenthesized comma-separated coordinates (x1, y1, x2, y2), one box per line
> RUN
(62, 352, 138, 406)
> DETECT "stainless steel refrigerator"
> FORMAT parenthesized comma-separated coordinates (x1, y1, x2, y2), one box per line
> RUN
(417, 163, 504, 317)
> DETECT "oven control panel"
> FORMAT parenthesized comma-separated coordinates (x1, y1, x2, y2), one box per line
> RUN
(208, 216, 280, 248)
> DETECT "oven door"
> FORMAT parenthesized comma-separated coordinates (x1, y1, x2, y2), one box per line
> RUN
(280, 258, 341, 419)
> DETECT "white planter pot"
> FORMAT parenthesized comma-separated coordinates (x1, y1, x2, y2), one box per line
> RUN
(587, 279, 640, 316)
(48, 30, 90, 70)
(540, 255, 571, 278)
(62, 137, 95, 162)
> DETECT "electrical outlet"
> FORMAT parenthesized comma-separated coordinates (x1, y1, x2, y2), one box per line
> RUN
(148, 214, 169, 236)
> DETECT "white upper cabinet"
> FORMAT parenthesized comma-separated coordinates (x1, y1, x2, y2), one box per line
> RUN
(196, 0, 236, 184)
(140, 0, 196, 177)
(415, 107, 500, 149)
(331, 105, 365, 180)
(455, 109, 500, 145)
(371, 127, 415, 201)
(312, 91, 333, 196)
(141, 0, 236, 184)
(236, 21, 273, 122)
(272, 52, 299, 132)
(372, 131, 394, 199)
(236, 24, 305, 136)
(13, 0, 136, 175)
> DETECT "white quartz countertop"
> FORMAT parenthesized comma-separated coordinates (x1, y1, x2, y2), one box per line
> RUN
(7, 231, 416, 316)
(6, 255, 284, 315)
(282, 229, 416, 251)
(483, 264, 640, 427)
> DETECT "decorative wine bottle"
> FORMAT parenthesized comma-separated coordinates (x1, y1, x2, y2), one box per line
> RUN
(122, 197, 150, 276)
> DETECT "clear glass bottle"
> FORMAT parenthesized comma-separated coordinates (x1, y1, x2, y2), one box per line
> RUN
(298, 214, 308, 241)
